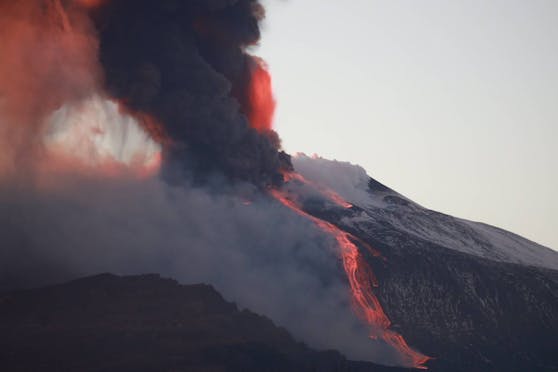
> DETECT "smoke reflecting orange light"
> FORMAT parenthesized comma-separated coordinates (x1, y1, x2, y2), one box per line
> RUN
(43, 95, 163, 178)
(246, 57, 276, 132)
(75, 0, 106, 9)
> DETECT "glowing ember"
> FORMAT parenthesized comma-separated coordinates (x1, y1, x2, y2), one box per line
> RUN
(271, 174, 430, 369)
(246, 57, 276, 132)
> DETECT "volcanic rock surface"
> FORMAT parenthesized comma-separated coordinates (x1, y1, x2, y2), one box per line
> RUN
(293, 156, 558, 372)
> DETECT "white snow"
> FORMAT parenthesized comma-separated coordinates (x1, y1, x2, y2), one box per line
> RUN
(293, 154, 558, 271)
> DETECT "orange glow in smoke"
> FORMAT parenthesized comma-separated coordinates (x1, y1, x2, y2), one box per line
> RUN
(135, 150, 162, 179)
(0, 0, 102, 179)
(75, 0, 107, 9)
(42, 95, 163, 180)
(40, 147, 162, 184)
(271, 173, 431, 369)
(246, 57, 276, 132)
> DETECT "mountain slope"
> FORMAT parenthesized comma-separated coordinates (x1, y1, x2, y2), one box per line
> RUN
(293, 155, 558, 371)
(293, 154, 558, 270)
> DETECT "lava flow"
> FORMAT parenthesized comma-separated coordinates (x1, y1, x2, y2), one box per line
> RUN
(270, 173, 430, 369)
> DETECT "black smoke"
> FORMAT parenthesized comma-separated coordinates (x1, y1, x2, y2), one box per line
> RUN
(89, 0, 291, 185)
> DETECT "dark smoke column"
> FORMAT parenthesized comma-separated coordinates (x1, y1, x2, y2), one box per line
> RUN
(89, 0, 290, 185)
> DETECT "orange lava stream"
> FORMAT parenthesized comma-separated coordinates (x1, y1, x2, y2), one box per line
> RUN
(270, 178, 430, 369)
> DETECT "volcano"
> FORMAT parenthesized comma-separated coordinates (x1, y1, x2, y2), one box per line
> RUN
(0, 1, 556, 371)
(283, 154, 558, 371)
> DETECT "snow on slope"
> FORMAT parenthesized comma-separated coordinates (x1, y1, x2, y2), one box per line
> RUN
(293, 154, 558, 271)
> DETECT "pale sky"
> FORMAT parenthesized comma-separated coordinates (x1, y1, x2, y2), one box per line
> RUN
(257, 0, 558, 250)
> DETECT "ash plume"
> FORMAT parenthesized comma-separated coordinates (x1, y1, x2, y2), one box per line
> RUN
(90, 0, 289, 185)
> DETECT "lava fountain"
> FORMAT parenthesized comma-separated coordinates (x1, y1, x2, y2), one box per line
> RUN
(246, 57, 276, 133)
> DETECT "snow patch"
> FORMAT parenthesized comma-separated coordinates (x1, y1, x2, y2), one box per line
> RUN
(293, 154, 558, 271)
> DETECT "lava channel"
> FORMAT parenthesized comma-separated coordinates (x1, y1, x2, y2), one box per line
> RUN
(270, 173, 430, 369)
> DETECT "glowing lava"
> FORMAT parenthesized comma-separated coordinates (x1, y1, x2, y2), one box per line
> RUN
(246, 57, 276, 132)
(271, 173, 430, 369)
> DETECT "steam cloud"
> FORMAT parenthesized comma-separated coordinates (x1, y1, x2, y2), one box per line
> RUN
(0, 0, 403, 367)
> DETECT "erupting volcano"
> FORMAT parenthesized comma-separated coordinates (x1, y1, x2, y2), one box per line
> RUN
(212, 38, 431, 364)
(0, 0, 428, 367)
(2, 1, 556, 372)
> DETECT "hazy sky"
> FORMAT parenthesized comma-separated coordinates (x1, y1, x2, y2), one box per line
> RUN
(257, 0, 558, 250)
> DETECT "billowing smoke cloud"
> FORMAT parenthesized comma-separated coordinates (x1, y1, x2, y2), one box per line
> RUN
(0, 0, 288, 185)
(90, 0, 289, 185)
(292, 154, 381, 208)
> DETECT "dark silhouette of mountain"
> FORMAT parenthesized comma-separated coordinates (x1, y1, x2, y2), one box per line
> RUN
(0, 273, 409, 372)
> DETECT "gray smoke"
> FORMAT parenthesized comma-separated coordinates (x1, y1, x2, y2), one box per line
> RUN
(0, 173, 399, 364)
